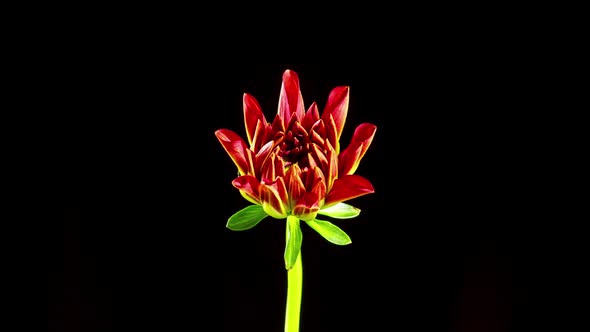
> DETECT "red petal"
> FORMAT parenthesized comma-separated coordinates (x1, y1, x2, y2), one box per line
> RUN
(215, 129, 254, 176)
(338, 143, 362, 177)
(254, 140, 274, 174)
(302, 102, 320, 130)
(326, 145, 338, 191)
(308, 144, 328, 175)
(310, 175, 326, 202)
(310, 118, 326, 144)
(243, 93, 267, 146)
(278, 70, 305, 129)
(232, 175, 261, 204)
(260, 152, 285, 183)
(323, 114, 339, 153)
(271, 113, 284, 133)
(293, 192, 320, 221)
(321, 86, 349, 140)
(339, 123, 377, 175)
(324, 175, 375, 207)
(303, 166, 325, 193)
(309, 130, 325, 147)
(250, 119, 267, 152)
(285, 164, 305, 209)
(260, 177, 289, 219)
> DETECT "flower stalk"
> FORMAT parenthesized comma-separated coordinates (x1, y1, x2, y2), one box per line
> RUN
(285, 219, 302, 332)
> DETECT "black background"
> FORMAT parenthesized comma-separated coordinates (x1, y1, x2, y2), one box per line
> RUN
(40, 34, 570, 331)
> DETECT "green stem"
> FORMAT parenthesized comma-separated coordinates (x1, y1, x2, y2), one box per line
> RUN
(285, 249, 302, 332)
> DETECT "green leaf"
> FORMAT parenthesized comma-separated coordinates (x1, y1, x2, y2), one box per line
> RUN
(226, 205, 268, 231)
(305, 218, 352, 245)
(284, 216, 302, 270)
(318, 203, 360, 219)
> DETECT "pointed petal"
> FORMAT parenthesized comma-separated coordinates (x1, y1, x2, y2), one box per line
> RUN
(232, 175, 261, 205)
(215, 129, 254, 175)
(260, 152, 285, 183)
(311, 173, 327, 198)
(278, 70, 305, 129)
(321, 86, 349, 140)
(324, 175, 375, 208)
(271, 113, 284, 133)
(302, 102, 320, 130)
(339, 123, 377, 175)
(293, 192, 320, 221)
(284, 112, 298, 132)
(243, 93, 267, 146)
(325, 143, 338, 191)
(306, 150, 318, 169)
(285, 164, 305, 209)
(302, 165, 326, 194)
(260, 153, 276, 183)
(308, 144, 329, 175)
(338, 142, 362, 177)
(250, 119, 271, 152)
(254, 140, 274, 174)
(323, 113, 339, 153)
(309, 129, 325, 147)
(260, 177, 289, 219)
(311, 116, 326, 137)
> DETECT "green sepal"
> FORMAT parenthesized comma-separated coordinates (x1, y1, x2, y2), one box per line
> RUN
(226, 205, 268, 231)
(284, 216, 302, 270)
(318, 202, 360, 219)
(305, 218, 352, 245)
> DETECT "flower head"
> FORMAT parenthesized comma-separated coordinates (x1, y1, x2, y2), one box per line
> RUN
(216, 69, 376, 269)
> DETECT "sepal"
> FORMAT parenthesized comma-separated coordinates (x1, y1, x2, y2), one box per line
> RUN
(318, 202, 360, 219)
(226, 205, 269, 231)
(284, 216, 303, 270)
(305, 218, 351, 245)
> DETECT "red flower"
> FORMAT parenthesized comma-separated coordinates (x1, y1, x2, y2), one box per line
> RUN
(216, 70, 376, 222)
(217, 69, 376, 269)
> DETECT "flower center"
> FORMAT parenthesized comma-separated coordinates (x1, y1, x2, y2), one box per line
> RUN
(278, 130, 308, 165)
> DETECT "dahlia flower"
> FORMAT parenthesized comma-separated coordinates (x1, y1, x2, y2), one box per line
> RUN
(216, 69, 376, 332)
